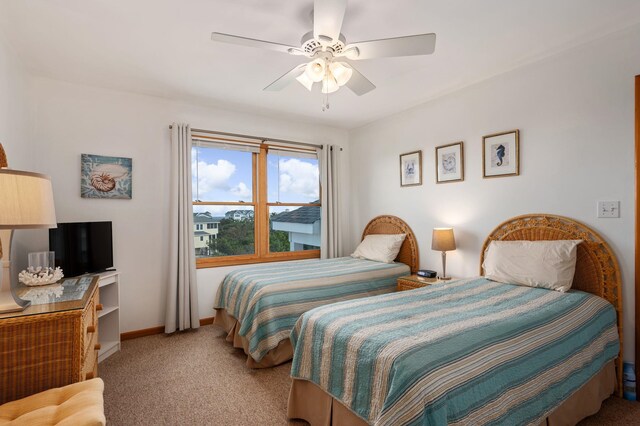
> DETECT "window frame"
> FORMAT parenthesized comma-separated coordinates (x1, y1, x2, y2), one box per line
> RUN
(195, 144, 321, 269)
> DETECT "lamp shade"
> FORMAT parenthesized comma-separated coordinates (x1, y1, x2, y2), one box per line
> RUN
(431, 228, 456, 252)
(329, 62, 353, 86)
(305, 59, 326, 83)
(296, 71, 314, 91)
(0, 169, 57, 229)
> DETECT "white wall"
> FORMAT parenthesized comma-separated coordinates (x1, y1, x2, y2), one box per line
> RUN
(0, 28, 43, 284)
(348, 25, 640, 362)
(26, 78, 349, 332)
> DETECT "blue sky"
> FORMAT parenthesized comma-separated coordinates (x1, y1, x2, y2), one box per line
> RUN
(192, 146, 318, 216)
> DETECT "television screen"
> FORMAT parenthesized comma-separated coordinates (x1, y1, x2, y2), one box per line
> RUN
(49, 221, 113, 277)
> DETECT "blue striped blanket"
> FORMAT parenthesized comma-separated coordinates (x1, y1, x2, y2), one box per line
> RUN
(214, 257, 410, 362)
(290, 277, 619, 426)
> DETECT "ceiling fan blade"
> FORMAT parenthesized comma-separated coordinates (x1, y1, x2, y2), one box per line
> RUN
(345, 65, 375, 96)
(343, 33, 436, 60)
(263, 64, 307, 91)
(313, 0, 347, 43)
(211, 32, 304, 55)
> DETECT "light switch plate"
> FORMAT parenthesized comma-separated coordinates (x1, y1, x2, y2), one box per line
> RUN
(597, 201, 620, 218)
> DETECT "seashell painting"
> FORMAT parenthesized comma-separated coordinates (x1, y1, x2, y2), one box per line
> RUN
(81, 154, 132, 199)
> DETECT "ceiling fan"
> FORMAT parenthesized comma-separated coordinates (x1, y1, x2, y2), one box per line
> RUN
(211, 0, 436, 110)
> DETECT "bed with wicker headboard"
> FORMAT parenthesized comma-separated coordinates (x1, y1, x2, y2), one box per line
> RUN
(287, 213, 623, 426)
(480, 213, 623, 394)
(213, 215, 418, 368)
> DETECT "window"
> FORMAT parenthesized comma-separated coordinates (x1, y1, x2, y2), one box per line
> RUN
(192, 136, 321, 268)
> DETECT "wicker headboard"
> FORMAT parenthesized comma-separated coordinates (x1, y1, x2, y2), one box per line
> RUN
(361, 215, 419, 273)
(479, 213, 623, 394)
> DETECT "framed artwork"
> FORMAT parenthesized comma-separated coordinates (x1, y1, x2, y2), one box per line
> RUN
(399, 150, 422, 187)
(81, 154, 132, 199)
(482, 130, 519, 178)
(435, 142, 464, 183)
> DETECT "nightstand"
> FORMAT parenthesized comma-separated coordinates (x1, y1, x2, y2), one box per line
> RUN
(397, 274, 438, 291)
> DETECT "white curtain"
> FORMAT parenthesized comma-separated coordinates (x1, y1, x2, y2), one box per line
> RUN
(319, 145, 342, 259)
(165, 123, 199, 333)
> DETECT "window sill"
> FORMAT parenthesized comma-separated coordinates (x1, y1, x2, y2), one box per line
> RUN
(196, 250, 320, 269)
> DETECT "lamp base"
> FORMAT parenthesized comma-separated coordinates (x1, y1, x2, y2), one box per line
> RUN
(0, 229, 30, 313)
(0, 290, 30, 314)
(438, 276, 452, 281)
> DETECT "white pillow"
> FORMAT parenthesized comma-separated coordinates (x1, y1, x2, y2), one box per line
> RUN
(482, 240, 582, 292)
(351, 234, 407, 263)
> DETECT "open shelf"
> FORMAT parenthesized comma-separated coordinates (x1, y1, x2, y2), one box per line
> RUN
(98, 305, 118, 318)
(98, 340, 120, 363)
(96, 271, 120, 363)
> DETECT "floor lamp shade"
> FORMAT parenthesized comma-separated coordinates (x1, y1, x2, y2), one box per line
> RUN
(0, 169, 57, 229)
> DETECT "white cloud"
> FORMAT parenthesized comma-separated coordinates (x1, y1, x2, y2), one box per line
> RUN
(278, 159, 319, 200)
(192, 159, 235, 197)
(230, 182, 251, 200)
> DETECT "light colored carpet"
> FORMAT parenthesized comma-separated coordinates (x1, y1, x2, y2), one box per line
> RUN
(100, 325, 640, 425)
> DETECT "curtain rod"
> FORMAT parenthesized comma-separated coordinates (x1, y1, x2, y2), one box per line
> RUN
(169, 125, 323, 149)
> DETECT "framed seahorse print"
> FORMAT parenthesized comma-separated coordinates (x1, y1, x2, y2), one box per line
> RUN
(81, 154, 132, 199)
(482, 130, 519, 178)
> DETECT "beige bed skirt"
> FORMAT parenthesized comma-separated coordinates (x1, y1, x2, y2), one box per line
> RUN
(288, 360, 616, 426)
(213, 308, 293, 369)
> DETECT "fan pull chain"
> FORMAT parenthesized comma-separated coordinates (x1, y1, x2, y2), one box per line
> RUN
(322, 73, 330, 112)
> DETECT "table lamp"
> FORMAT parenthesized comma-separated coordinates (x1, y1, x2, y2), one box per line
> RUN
(431, 227, 456, 280)
(0, 143, 57, 313)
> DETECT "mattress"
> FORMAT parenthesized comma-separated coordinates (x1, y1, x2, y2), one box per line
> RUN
(213, 256, 410, 363)
(290, 277, 620, 425)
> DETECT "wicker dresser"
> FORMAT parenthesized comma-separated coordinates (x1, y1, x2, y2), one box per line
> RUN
(0, 276, 101, 404)
(397, 274, 438, 291)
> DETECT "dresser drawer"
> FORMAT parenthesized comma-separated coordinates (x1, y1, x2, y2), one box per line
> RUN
(81, 340, 98, 381)
(81, 289, 99, 360)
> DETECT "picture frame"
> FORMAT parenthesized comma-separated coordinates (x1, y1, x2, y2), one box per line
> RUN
(399, 150, 422, 187)
(81, 154, 133, 199)
(482, 130, 519, 178)
(435, 142, 464, 183)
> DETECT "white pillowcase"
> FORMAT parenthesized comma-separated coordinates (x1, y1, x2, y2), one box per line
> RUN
(482, 240, 582, 292)
(351, 234, 407, 263)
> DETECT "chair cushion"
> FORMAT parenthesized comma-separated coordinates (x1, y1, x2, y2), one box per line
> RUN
(0, 378, 105, 426)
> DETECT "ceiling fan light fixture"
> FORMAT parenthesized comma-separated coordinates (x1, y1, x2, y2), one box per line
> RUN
(322, 73, 339, 94)
(305, 59, 326, 82)
(329, 62, 353, 86)
(295, 72, 314, 91)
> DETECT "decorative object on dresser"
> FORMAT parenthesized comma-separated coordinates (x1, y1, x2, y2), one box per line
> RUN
(431, 227, 456, 280)
(0, 275, 101, 404)
(397, 274, 438, 291)
(81, 153, 132, 199)
(0, 145, 58, 313)
(18, 251, 64, 286)
(435, 141, 464, 183)
(482, 129, 519, 178)
(399, 150, 422, 187)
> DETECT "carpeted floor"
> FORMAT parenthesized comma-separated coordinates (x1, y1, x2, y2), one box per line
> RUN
(100, 325, 640, 425)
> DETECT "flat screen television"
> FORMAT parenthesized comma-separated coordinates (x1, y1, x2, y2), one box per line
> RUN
(49, 221, 113, 277)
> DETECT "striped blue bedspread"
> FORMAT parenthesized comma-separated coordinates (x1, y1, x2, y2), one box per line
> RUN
(290, 277, 619, 426)
(213, 257, 410, 362)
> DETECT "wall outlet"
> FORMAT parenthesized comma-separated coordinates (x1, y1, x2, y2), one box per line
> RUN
(597, 201, 620, 218)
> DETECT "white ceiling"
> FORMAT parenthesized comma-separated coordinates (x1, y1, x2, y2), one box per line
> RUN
(1, 0, 639, 129)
